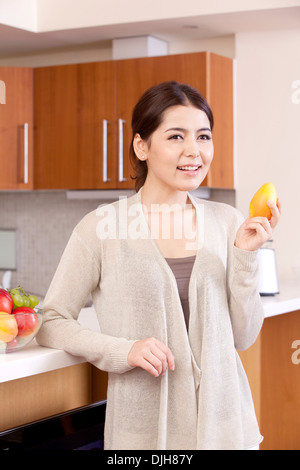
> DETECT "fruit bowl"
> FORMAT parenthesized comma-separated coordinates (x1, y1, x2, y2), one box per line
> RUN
(0, 308, 43, 353)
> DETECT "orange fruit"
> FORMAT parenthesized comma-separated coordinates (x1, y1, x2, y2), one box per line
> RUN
(0, 312, 18, 343)
(249, 183, 277, 220)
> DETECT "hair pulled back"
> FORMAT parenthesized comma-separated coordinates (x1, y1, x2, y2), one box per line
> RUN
(129, 81, 214, 192)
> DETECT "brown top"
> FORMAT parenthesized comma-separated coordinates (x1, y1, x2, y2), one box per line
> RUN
(165, 255, 196, 330)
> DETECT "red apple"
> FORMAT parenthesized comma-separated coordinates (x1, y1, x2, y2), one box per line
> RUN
(12, 307, 39, 337)
(0, 288, 13, 314)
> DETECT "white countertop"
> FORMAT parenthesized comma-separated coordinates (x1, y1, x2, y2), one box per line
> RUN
(1, 281, 299, 384)
(262, 280, 300, 318)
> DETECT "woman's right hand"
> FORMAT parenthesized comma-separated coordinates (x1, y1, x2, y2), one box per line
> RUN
(127, 337, 175, 377)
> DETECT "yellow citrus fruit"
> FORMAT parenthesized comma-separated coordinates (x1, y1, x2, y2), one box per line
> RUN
(249, 183, 277, 220)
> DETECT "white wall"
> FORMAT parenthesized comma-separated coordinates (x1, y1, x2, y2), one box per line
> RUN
(235, 29, 300, 281)
(0, 0, 37, 31)
(35, 0, 300, 32)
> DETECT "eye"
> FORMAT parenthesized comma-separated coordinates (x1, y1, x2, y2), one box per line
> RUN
(198, 133, 212, 141)
(168, 134, 183, 140)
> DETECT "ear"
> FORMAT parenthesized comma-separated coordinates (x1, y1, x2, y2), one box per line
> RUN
(133, 133, 148, 161)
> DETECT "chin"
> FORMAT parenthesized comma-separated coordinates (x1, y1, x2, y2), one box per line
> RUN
(178, 179, 204, 192)
(176, 170, 209, 192)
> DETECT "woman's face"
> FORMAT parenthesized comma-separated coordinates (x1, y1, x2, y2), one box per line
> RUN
(135, 104, 214, 194)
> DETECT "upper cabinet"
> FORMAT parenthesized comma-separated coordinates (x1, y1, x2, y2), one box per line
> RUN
(4, 52, 232, 191)
(0, 67, 34, 190)
(34, 52, 233, 190)
(34, 61, 116, 190)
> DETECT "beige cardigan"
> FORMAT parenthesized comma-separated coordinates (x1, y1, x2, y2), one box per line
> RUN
(37, 189, 264, 450)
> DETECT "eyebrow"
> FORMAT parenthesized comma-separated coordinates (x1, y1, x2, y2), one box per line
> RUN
(164, 127, 212, 133)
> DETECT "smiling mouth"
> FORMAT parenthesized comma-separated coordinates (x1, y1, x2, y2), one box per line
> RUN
(177, 165, 202, 171)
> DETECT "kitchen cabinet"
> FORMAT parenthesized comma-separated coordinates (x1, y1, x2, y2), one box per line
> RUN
(0, 363, 107, 432)
(0, 67, 34, 190)
(34, 61, 116, 189)
(0, 364, 91, 431)
(34, 52, 233, 190)
(239, 309, 300, 450)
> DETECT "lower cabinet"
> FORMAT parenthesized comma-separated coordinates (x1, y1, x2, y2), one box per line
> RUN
(239, 310, 300, 450)
(0, 363, 108, 432)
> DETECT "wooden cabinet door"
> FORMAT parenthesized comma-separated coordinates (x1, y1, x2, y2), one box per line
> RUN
(0, 67, 33, 189)
(116, 52, 233, 189)
(34, 61, 116, 189)
(205, 53, 233, 189)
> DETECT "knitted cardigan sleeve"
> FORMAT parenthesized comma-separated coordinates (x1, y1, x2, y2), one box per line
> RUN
(226, 210, 264, 351)
(36, 225, 135, 374)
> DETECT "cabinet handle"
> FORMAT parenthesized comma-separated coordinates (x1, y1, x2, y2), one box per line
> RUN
(118, 118, 127, 182)
(102, 119, 110, 183)
(23, 123, 29, 184)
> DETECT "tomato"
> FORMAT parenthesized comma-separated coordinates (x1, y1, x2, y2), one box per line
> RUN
(0, 288, 13, 314)
(12, 307, 39, 337)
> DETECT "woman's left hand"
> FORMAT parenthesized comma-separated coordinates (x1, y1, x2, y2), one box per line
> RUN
(235, 198, 282, 252)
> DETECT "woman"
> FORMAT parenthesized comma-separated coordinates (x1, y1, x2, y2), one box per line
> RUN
(37, 81, 281, 450)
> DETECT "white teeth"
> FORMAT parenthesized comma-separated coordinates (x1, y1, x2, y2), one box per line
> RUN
(178, 165, 199, 170)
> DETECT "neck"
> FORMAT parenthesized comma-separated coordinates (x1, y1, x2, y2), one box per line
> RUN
(141, 182, 190, 211)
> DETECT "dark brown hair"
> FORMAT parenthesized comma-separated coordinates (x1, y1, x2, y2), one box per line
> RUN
(129, 81, 214, 192)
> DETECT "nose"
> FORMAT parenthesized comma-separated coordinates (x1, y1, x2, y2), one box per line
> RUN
(184, 137, 200, 159)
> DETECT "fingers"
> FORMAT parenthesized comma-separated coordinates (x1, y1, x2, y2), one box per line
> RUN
(145, 348, 168, 377)
(267, 198, 282, 229)
(127, 337, 175, 378)
(247, 216, 273, 245)
(235, 215, 274, 251)
(276, 197, 282, 215)
(245, 216, 273, 238)
(156, 340, 176, 372)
